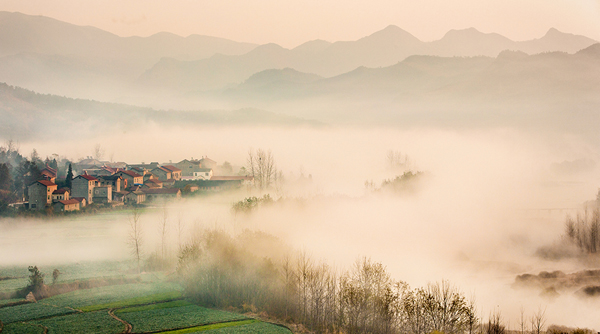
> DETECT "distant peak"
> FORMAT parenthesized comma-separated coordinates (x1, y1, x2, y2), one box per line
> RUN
(255, 43, 286, 50)
(545, 27, 561, 35)
(366, 25, 420, 42)
(382, 24, 401, 31)
(444, 27, 482, 37)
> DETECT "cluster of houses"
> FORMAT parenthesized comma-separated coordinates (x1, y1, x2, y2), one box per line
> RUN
(27, 157, 252, 212)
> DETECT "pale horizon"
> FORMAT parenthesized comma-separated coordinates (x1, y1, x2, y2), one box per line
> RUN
(0, 0, 598, 48)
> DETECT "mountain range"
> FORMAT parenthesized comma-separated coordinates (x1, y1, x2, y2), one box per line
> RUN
(0, 11, 597, 102)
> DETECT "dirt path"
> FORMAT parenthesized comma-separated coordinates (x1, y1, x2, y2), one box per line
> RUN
(108, 309, 132, 334)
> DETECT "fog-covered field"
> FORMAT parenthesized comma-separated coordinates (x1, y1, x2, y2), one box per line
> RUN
(3, 126, 600, 329)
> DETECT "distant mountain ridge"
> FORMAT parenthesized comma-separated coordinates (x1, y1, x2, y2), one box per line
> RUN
(0, 11, 597, 104)
(139, 25, 598, 93)
(207, 43, 600, 132)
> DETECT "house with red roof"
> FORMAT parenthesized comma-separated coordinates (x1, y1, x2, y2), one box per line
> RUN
(115, 170, 143, 189)
(72, 174, 98, 204)
(144, 178, 163, 189)
(53, 199, 80, 212)
(71, 197, 87, 207)
(40, 166, 57, 183)
(28, 180, 58, 210)
(151, 166, 172, 181)
(52, 188, 70, 202)
(161, 165, 182, 180)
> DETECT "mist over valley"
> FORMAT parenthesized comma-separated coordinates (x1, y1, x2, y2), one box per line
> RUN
(1, 8, 600, 334)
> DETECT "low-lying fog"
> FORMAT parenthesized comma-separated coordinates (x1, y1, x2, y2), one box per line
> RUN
(2, 125, 600, 329)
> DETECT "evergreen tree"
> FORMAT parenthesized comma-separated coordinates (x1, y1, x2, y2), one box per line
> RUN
(0, 163, 10, 191)
(65, 163, 73, 190)
(50, 158, 58, 171)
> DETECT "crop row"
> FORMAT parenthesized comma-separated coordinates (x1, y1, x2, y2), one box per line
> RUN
(1, 322, 45, 334)
(0, 302, 76, 324)
(31, 310, 124, 334)
(159, 321, 292, 334)
(42, 281, 182, 310)
(116, 304, 248, 333)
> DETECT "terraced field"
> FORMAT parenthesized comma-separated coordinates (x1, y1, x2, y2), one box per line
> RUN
(116, 301, 247, 333)
(0, 278, 292, 334)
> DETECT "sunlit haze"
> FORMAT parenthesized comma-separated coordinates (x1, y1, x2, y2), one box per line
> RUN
(0, 0, 599, 47)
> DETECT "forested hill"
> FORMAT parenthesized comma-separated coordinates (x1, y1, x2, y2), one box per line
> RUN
(0, 83, 322, 141)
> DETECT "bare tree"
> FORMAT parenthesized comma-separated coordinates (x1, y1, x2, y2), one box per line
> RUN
(519, 306, 526, 334)
(466, 296, 479, 334)
(530, 306, 546, 334)
(93, 144, 105, 161)
(386, 150, 411, 170)
(128, 206, 144, 274)
(159, 203, 169, 260)
(485, 309, 505, 334)
(247, 148, 277, 190)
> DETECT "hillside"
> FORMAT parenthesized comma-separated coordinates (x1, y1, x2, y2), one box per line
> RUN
(210, 44, 600, 132)
(0, 11, 257, 100)
(0, 83, 322, 140)
(139, 26, 597, 93)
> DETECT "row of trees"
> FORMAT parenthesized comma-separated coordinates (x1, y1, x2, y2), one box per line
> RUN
(564, 207, 600, 253)
(245, 148, 282, 191)
(178, 229, 487, 334)
(0, 141, 78, 213)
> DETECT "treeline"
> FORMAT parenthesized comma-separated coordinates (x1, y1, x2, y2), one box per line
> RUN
(178, 229, 484, 334)
(564, 207, 600, 254)
(0, 141, 71, 212)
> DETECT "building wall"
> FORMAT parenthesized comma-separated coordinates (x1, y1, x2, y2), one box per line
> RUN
(93, 186, 112, 203)
(29, 183, 55, 210)
(72, 178, 95, 204)
(54, 202, 80, 212)
(151, 168, 170, 181)
(176, 161, 201, 177)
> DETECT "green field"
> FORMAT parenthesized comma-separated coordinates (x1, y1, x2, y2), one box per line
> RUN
(0, 298, 26, 307)
(117, 303, 248, 333)
(0, 301, 77, 324)
(43, 281, 182, 310)
(201, 322, 293, 333)
(0, 262, 291, 334)
(31, 310, 124, 334)
(1, 322, 45, 334)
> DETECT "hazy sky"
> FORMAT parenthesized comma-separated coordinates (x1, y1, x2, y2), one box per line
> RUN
(1, 0, 599, 48)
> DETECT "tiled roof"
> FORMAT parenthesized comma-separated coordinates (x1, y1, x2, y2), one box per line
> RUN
(77, 174, 98, 181)
(119, 170, 142, 178)
(35, 180, 57, 187)
(200, 157, 216, 163)
(71, 197, 87, 203)
(53, 188, 70, 194)
(162, 165, 181, 172)
(57, 199, 79, 205)
(41, 169, 57, 177)
(98, 175, 122, 181)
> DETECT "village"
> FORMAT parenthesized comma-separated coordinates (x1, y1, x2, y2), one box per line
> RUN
(25, 156, 253, 212)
